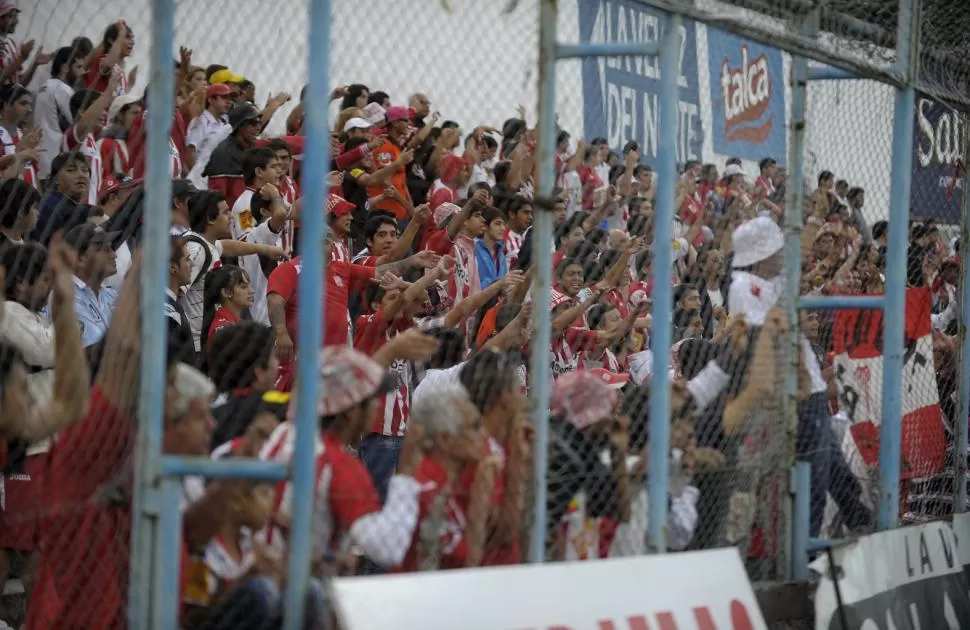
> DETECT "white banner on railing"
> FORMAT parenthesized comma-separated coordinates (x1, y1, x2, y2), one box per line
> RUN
(332, 548, 767, 630)
(814, 521, 970, 629)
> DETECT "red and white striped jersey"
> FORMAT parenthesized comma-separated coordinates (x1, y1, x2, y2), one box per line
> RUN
(447, 235, 479, 304)
(354, 312, 411, 437)
(96, 136, 132, 181)
(504, 227, 525, 269)
(0, 126, 37, 190)
(61, 126, 100, 204)
(260, 423, 381, 559)
(330, 238, 351, 264)
(279, 175, 298, 257)
(0, 36, 21, 86)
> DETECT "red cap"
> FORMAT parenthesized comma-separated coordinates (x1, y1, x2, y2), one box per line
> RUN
(588, 368, 630, 390)
(206, 83, 233, 98)
(326, 193, 355, 217)
(98, 174, 123, 202)
(439, 153, 467, 184)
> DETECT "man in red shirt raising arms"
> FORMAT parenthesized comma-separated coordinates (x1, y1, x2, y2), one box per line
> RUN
(266, 232, 437, 391)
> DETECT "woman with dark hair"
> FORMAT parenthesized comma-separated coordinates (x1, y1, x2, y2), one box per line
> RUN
(340, 84, 370, 110)
(200, 264, 253, 352)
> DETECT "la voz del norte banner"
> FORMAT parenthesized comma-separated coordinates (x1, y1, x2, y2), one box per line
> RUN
(815, 520, 970, 630)
(706, 28, 787, 166)
(579, 0, 703, 169)
(911, 96, 966, 225)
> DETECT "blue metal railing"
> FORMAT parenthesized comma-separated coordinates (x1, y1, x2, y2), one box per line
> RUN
(134, 0, 330, 626)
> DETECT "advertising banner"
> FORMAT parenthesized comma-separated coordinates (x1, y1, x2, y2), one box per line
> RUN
(578, 0, 703, 167)
(707, 29, 787, 165)
(333, 549, 768, 630)
(911, 96, 967, 224)
(815, 521, 970, 629)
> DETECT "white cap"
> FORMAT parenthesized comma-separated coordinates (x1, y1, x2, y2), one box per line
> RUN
(731, 217, 784, 267)
(343, 117, 372, 132)
(723, 164, 745, 178)
(107, 93, 142, 123)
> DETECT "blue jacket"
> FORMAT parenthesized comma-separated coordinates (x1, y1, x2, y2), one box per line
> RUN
(475, 238, 508, 289)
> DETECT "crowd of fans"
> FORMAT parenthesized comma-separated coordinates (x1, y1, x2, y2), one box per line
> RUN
(0, 6, 963, 628)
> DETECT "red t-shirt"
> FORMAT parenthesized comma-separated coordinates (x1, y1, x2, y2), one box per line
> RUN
(84, 53, 128, 95)
(576, 165, 604, 211)
(27, 388, 134, 630)
(396, 456, 469, 572)
(266, 257, 375, 348)
(207, 307, 240, 342)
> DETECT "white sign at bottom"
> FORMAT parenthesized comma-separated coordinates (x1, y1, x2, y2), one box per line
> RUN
(331, 548, 767, 630)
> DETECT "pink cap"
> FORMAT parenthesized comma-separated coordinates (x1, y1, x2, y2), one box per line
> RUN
(385, 106, 411, 124)
(550, 370, 618, 429)
(432, 202, 461, 227)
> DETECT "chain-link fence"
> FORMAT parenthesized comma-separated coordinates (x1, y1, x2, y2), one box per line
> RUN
(1, 0, 968, 627)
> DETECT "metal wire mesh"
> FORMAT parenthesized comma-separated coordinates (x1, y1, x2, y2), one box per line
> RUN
(3, 0, 968, 627)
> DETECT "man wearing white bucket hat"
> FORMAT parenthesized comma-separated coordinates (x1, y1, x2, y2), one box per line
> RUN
(679, 216, 871, 538)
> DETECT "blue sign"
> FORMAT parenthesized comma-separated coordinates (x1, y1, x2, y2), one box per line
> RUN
(911, 97, 966, 225)
(707, 29, 787, 165)
(578, 0, 702, 167)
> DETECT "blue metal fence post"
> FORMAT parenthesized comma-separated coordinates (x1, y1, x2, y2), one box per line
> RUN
(791, 462, 812, 580)
(529, 0, 558, 564)
(878, 0, 919, 530)
(153, 479, 185, 629)
(130, 0, 176, 625)
(646, 12, 682, 554)
(282, 0, 331, 626)
(783, 49, 808, 581)
(956, 153, 970, 513)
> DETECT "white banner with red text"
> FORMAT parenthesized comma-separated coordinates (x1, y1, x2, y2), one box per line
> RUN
(331, 548, 767, 630)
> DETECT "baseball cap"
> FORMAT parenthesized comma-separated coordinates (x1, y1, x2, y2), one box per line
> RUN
(98, 174, 127, 203)
(107, 93, 142, 123)
(326, 193, 355, 218)
(433, 202, 461, 227)
(311, 346, 396, 417)
(209, 68, 245, 85)
(343, 117, 372, 133)
(550, 370, 618, 429)
(588, 367, 630, 390)
(228, 102, 261, 131)
(0, 2, 19, 17)
(723, 164, 745, 178)
(172, 179, 199, 200)
(64, 224, 123, 253)
(385, 106, 410, 124)
(206, 83, 233, 98)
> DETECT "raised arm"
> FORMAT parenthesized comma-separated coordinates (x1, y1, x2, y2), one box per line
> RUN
(15, 237, 90, 440)
(96, 244, 143, 415)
